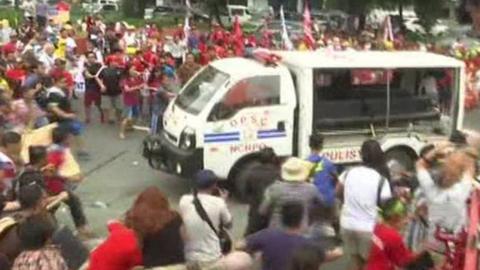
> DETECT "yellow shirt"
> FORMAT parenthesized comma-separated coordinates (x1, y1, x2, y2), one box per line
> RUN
(0, 77, 11, 96)
(55, 37, 67, 59)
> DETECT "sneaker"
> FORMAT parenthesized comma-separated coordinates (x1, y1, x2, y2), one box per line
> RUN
(119, 133, 126, 140)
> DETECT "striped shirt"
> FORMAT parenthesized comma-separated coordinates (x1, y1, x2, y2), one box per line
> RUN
(12, 246, 68, 270)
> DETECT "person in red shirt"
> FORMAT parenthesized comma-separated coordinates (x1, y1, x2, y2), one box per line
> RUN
(3, 32, 20, 57)
(365, 198, 434, 270)
(199, 46, 218, 66)
(142, 45, 158, 70)
(105, 49, 127, 70)
(211, 23, 225, 45)
(130, 51, 147, 73)
(119, 66, 144, 139)
(49, 59, 74, 98)
(88, 221, 142, 270)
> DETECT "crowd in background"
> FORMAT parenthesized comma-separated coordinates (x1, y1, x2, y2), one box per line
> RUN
(0, 3, 480, 270)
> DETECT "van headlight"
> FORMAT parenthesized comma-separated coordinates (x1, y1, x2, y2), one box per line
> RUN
(179, 127, 196, 150)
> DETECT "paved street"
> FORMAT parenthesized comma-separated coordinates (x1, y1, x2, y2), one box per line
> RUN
(56, 105, 480, 269)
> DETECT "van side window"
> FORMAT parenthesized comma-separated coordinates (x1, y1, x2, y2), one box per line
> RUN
(214, 76, 280, 120)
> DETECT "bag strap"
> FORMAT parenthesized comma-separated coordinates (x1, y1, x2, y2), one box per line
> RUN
(376, 174, 387, 207)
(192, 191, 220, 237)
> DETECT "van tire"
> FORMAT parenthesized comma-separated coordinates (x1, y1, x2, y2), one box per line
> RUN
(231, 160, 261, 202)
(385, 148, 416, 172)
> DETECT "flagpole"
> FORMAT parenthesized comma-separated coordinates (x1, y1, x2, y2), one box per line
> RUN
(280, 5, 293, 51)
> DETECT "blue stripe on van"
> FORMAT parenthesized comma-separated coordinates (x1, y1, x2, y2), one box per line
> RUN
(204, 137, 240, 143)
(204, 132, 240, 138)
(204, 131, 240, 143)
(257, 129, 286, 139)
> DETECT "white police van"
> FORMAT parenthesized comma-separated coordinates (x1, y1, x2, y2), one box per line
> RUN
(144, 50, 465, 196)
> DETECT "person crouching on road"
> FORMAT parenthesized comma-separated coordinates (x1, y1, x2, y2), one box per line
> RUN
(119, 66, 144, 140)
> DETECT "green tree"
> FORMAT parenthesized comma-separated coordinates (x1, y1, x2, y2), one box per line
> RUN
(122, 0, 153, 18)
(413, 0, 445, 33)
(206, 0, 227, 27)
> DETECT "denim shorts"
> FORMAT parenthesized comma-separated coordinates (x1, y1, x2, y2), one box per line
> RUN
(123, 105, 140, 119)
(59, 119, 85, 136)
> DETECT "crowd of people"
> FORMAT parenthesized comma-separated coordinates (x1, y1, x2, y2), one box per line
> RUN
(0, 3, 480, 270)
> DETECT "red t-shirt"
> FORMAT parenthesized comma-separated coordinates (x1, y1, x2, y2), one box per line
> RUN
(121, 76, 143, 106)
(130, 56, 146, 73)
(57, 1, 70, 11)
(2, 42, 17, 55)
(365, 223, 416, 270)
(50, 68, 74, 89)
(105, 54, 127, 69)
(5, 68, 26, 82)
(143, 51, 158, 68)
(88, 222, 142, 270)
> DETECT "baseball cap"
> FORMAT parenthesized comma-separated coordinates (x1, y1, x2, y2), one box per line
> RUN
(194, 170, 219, 189)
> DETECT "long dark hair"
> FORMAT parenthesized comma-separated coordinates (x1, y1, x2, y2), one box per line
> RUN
(361, 139, 390, 179)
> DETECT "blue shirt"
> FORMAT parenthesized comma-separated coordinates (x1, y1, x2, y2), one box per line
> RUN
(246, 228, 309, 270)
(307, 154, 337, 206)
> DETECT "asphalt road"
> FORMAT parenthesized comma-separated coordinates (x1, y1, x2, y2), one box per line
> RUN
(56, 106, 480, 269)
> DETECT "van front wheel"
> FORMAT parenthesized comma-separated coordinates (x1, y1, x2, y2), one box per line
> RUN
(231, 160, 261, 203)
(385, 148, 416, 173)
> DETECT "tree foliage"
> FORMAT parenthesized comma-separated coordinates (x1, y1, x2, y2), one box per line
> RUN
(206, 0, 227, 27)
(122, 0, 154, 18)
(413, 0, 446, 33)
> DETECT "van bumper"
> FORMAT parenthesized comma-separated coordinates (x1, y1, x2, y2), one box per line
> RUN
(143, 133, 203, 178)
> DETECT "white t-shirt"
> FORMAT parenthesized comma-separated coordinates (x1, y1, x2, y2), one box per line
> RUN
(66, 37, 77, 51)
(38, 51, 55, 72)
(340, 166, 392, 232)
(417, 169, 472, 234)
(179, 193, 232, 263)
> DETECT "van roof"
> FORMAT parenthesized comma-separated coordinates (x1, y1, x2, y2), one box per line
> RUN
(275, 51, 464, 69)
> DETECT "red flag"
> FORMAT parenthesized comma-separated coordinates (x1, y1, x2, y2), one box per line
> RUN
(303, 4, 315, 49)
(232, 16, 244, 56)
(233, 16, 243, 39)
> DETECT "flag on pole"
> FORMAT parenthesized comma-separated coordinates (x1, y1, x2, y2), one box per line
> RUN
(280, 6, 294, 51)
(303, 3, 315, 49)
(183, 0, 191, 45)
(383, 15, 394, 42)
(232, 15, 245, 55)
(233, 15, 243, 39)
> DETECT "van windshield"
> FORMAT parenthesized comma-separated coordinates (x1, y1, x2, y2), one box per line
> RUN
(175, 66, 229, 115)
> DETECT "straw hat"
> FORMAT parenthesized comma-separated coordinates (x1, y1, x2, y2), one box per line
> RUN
(281, 157, 313, 182)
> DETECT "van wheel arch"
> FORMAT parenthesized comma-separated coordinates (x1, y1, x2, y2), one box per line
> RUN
(385, 146, 418, 172)
(228, 153, 263, 202)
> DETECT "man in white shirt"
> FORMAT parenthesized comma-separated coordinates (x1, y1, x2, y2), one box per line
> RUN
(179, 170, 232, 266)
(337, 140, 392, 270)
(38, 43, 56, 72)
